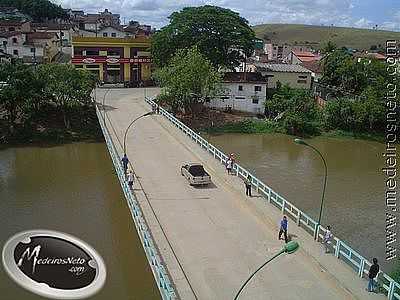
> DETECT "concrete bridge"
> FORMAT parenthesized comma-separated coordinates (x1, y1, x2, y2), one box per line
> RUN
(96, 88, 393, 300)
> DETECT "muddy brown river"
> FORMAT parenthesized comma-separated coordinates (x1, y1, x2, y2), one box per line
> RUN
(205, 132, 397, 273)
(0, 143, 160, 300)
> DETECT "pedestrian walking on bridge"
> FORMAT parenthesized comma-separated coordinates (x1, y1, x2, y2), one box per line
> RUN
(121, 154, 129, 175)
(127, 170, 134, 191)
(278, 216, 288, 243)
(367, 258, 379, 292)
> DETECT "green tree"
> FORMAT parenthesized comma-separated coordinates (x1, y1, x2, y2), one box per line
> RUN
(265, 86, 321, 136)
(321, 40, 337, 54)
(151, 5, 255, 69)
(0, 63, 41, 133)
(38, 64, 96, 129)
(154, 47, 222, 116)
(0, 0, 67, 21)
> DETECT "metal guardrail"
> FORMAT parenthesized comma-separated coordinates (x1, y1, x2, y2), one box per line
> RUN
(95, 104, 176, 300)
(146, 98, 400, 300)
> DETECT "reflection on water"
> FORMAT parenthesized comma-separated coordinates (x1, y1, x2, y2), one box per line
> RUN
(0, 143, 160, 300)
(206, 133, 395, 272)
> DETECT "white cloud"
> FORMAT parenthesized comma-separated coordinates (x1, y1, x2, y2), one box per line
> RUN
(55, 0, 399, 32)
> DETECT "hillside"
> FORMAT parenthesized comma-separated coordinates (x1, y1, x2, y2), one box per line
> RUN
(253, 23, 400, 50)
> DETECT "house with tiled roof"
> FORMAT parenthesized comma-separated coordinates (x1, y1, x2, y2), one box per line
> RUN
(0, 31, 58, 64)
(284, 50, 321, 65)
(253, 62, 312, 89)
(0, 20, 31, 32)
(32, 23, 79, 46)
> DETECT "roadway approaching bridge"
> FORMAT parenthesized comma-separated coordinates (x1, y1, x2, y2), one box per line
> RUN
(97, 88, 387, 300)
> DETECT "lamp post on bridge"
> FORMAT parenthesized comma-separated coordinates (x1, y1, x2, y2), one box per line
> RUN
(123, 111, 154, 156)
(102, 88, 111, 126)
(294, 138, 327, 240)
(233, 241, 300, 300)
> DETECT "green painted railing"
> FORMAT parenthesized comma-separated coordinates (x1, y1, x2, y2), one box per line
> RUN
(146, 97, 400, 300)
(95, 104, 176, 300)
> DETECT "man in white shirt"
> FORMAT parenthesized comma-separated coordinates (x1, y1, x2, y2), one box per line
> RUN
(127, 170, 134, 191)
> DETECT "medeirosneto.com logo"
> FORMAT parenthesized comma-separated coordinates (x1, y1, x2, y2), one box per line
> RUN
(2, 230, 106, 299)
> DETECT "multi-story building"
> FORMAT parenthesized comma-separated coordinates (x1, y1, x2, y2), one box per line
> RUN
(32, 23, 79, 47)
(71, 36, 152, 85)
(206, 72, 267, 114)
(0, 31, 58, 63)
(264, 42, 314, 62)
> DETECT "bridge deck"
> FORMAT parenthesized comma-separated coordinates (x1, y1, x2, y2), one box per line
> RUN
(100, 88, 385, 300)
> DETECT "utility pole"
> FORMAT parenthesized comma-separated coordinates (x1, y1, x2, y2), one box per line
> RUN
(59, 24, 63, 53)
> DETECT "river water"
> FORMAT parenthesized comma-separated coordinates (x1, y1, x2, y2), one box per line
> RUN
(0, 143, 160, 300)
(205, 133, 396, 273)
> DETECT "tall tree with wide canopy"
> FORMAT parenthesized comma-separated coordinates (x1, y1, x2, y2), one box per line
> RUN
(151, 5, 255, 69)
(154, 47, 222, 116)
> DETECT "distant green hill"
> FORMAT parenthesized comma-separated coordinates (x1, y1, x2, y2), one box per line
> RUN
(252, 23, 400, 50)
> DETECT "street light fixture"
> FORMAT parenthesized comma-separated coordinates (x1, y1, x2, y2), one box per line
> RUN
(123, 111, 154, 155)
(294, 138, 328, 239)
(233, 241, 300, 300)
(102, 89, 111, 126)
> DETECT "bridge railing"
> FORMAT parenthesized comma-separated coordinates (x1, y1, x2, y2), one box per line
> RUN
(146, 98, 400, 300)
(95, 104, 176, 300)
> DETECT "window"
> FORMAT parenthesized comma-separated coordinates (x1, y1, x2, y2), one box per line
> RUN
(111, 33, 116, 37)
(298, 75, 307, 79)
(60, 32, 64, 36)
(74, 64, 83, 69)
(13, 49, 18, 55)
(9, 27, 15, 31)
(252, 97, 259, 104)
(12, 38, 17, 43)
(235, 96, 245, 100)
(220, 96, 229, 100)
(86, 50, 99, 56)
(297, 80, 307, 84)
(205, 97, 210, 103)
(108, 50, 120, 56)
(255, 86, 262, 92)
(2, 41, 7, 46)
(30, 48, 35, 53)
(238, 85, 243, 91)
(103, 32, 108, 37)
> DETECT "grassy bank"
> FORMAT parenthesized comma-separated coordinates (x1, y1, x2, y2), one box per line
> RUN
(203, 119, 284, 134)
(202, 119, 385, 143)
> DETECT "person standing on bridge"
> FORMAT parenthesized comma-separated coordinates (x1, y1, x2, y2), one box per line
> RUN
(278, 216, 288, 243)
(226, 157, 233, 174)
(367, 258, 379, 292)
(322, 225, 333, 253)
(121, 154, 129, 175)
(244, 175, 252, 197)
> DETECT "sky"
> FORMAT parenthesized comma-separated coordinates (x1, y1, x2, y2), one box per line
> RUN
(54, 0, 400, 31)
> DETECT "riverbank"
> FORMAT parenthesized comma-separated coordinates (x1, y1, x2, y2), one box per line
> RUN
(199, 118, 385, 143)
(0, 105, 103, 147)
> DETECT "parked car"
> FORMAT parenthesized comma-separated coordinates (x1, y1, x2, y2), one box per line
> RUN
(181, 163, 211, 186)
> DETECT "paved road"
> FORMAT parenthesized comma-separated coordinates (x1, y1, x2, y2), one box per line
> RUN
(98, 88, 385, 300)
